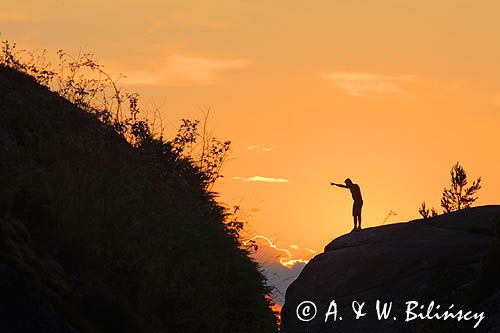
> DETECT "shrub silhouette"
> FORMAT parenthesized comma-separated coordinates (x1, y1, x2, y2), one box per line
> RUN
(418, 162, 481, 219)
(0, 41, 277, 332)
(441, 162, 482, 213)
(418, 201, 438, 219)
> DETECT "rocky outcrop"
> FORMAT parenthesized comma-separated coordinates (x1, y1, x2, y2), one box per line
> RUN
(282, 205, 500, 332)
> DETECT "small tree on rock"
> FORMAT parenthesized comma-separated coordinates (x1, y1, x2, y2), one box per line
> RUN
(441, 162, 481, 213)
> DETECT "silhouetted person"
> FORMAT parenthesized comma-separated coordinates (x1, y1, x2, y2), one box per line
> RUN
(330, 178, 363, 232)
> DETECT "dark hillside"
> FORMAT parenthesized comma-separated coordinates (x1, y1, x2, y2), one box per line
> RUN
(0, 66, 277, 332)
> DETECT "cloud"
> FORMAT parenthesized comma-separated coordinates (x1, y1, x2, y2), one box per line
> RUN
(263, 261, 307, 305)
(247, 145, 274, 152)
(244, 235, 317, 305)
(233, 176, 289, 183)
(323, 71, 415, 96)
(123, 54, 251, 86)
(244, 235, 315, 268)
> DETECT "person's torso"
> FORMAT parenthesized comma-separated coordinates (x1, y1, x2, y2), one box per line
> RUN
(350, 184, 363, 202)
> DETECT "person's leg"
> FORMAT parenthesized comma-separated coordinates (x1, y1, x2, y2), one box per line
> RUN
(352, 202, 363, 231)
(356, 202, 363, 230)
(351, 203, 357, 232)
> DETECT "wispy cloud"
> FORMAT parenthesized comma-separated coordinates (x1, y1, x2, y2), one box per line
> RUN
(247, 145, 274, 152)
(123, 54, 251, 86)
(233, 176, 289, 183)
(323, 71, 415, 96)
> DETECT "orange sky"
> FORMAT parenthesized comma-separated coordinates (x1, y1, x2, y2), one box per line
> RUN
(2, 1, 500, 291)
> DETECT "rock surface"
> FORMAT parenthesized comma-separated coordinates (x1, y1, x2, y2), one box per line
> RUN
(281, 205, 500, 332)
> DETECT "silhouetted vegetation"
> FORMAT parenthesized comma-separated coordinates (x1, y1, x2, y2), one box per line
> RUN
(441, 162, 482, 213)
(418, 201, 438, 219)
(0, 40, 277, 332)
(418, 162, 481, 220)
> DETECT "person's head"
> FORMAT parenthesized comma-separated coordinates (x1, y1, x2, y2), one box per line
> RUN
(344, 178, 353, 186)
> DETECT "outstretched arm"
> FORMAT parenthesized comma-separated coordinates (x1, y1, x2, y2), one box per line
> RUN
(330, 182, 347, 188)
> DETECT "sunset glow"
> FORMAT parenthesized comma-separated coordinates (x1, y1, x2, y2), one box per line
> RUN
(243, 235, 315, 268)
(3, 0, 499, 307)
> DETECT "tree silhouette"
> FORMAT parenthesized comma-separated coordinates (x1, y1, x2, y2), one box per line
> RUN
(441, 162, 481, 213)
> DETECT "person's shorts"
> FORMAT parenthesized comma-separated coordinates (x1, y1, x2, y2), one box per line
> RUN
(352, 201, 363, 217)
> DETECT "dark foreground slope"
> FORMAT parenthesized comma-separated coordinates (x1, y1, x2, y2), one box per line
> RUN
(0, 66, 277, 332)
(282, 206, 500, 332)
